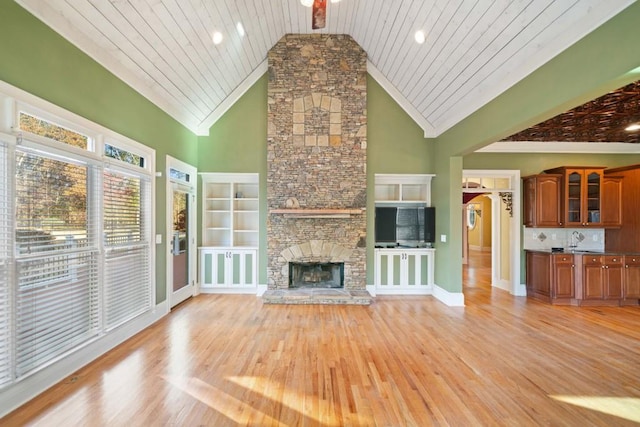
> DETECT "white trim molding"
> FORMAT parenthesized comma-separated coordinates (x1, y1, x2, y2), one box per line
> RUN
(478, 141, 640, 154)
(432, 284, 465, 307)
(367, 60, 437, 138)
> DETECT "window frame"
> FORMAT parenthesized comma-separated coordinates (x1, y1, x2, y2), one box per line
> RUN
(0, 81, 156, 390)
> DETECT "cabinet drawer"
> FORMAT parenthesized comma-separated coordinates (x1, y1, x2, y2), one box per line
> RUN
(624, 256, 640, 266)
(604, 256, 623, 266)
(582, 255, 602, 265)
(552, 254, 574, 264)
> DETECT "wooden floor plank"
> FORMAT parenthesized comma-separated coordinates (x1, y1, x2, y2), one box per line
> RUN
(2, 251, 640, 425)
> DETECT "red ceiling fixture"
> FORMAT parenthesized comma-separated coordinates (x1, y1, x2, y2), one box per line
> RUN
(312, 0, 327, 29)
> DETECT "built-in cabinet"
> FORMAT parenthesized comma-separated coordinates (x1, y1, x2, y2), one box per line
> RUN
(373, 174, 435, 294)
(199, 248, 256, 288)
(522, 174, 562, 227)
(526, 250, 639, 306)
(544, 167, 607, 227)
(581, 255, 623, 302)
(200, 173, 258, 290)
(374, 174, 434, 204)
(624, 256, 640, 303)
(374, 248, 435, 293)
(523, 167, 621, 228)
(525, 251, 575, 304)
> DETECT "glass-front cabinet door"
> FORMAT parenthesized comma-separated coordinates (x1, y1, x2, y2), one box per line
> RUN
(566, 171, 582, 225)
(557, 168, 604, 227)
(585, 170, 602, 225)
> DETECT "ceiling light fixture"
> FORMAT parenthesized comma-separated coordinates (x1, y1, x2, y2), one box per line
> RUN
(212, 31, 223, 45)
(236, 22, 245, 37)
(330, 0, 342, 3)
(626, 123, 640, 131)
(414, 30, 426, 44)
(300, 0, 313, 7)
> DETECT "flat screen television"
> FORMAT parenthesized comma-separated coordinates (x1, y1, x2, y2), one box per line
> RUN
(375, 206, 435, 246)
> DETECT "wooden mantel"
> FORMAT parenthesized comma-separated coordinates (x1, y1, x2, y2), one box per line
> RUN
(269, 208, 365, 218)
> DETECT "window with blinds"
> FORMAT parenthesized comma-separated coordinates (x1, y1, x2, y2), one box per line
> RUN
(103, 169, 151, 330)
(0, 98, 154, 392)
(0, 140, 12, 388)
(14, 149, 100, 378)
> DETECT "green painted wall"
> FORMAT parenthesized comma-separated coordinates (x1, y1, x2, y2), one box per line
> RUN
(431, 2, 640, 293)
(197, 74, 268, 284)
(366, 75, 433, 284)
(0, 1, 199, 304)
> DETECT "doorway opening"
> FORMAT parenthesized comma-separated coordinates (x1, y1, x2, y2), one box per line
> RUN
(462, 170, 523, 298)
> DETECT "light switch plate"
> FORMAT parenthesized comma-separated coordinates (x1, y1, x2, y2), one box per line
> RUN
(155, 234, 162, 244)
(440, 234, 447, 243)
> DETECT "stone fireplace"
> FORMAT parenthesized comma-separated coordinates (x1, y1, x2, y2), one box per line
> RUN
(289, 262, 344, 288)
(266, 34, 367, 295)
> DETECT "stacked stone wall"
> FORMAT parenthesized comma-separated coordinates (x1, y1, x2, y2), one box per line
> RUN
(267, 34, 367, 290)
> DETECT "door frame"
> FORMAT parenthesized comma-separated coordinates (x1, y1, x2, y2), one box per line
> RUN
(166, 156, 198, 308)
(462, 170, 524, 296)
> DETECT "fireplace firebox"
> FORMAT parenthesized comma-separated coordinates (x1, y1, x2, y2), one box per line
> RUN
(289, 262, 344, 288)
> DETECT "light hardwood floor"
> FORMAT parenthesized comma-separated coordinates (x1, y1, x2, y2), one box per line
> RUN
(3, 257, 640, 426)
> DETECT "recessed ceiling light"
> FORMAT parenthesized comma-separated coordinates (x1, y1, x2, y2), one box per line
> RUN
(301, 0, 313, 7)
(330, 0, 342, 3)
(625, 123, 640, 131)
(414, 30, 426, 44)
(236, 22, 245, 37)
(212, 31, 223, 45)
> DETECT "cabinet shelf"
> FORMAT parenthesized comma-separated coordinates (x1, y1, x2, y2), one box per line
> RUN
(201, 173, 259, 248)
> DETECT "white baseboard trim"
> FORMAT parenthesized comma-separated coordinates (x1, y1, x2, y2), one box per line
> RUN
(372, 286, 433, 295)
(512, 283, 528, 297)
(199, 286, 258, 294)
(492, 279, 511, 293)
(366, 285, 376, 296)
(256, 284, 268, 296)
(0, 301, 169, 418)
(432, 284, 465, 307)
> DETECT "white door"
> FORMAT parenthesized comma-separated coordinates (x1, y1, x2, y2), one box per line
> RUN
(167, 157, 197, 308)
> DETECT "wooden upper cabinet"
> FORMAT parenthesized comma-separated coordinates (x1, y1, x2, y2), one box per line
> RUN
(522, 174, 562, 227)
(601, 176, 623, 228)
(544, 167, 607, 227)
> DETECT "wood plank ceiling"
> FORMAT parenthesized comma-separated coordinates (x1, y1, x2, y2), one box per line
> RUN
(15, 0, 636, 137)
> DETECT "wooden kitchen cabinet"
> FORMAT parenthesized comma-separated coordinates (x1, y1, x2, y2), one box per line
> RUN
(580, 255, 623, 304)
(526, 251, 575, 304)
(544, 167, 606, 227)
(552, 254, 575, 300)
(526, 251, 551, 301)
(623, 256, 640, 303)
(522, 174, 562, 227)
(601, 176, 623, 227)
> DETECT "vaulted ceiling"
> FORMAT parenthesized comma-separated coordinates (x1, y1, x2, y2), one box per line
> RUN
(16, 0, 635, 137)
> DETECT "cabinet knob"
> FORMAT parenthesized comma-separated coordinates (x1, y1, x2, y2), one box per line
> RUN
(613, 258, 617, 262)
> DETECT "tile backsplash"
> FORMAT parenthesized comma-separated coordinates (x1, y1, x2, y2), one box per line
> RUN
(523, 227, 605, 251)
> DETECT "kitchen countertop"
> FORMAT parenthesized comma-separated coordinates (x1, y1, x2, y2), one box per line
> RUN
(525, 249, 640, 256)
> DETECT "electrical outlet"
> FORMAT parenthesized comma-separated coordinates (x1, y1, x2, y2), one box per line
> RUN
(593, 234, 598, 242)
(552, 234, 557, 240)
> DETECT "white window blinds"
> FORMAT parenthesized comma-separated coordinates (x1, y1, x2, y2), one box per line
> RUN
(0, 140, 12, 387)
(14, 149, 100, 378)
(103, 168, 151, 330)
